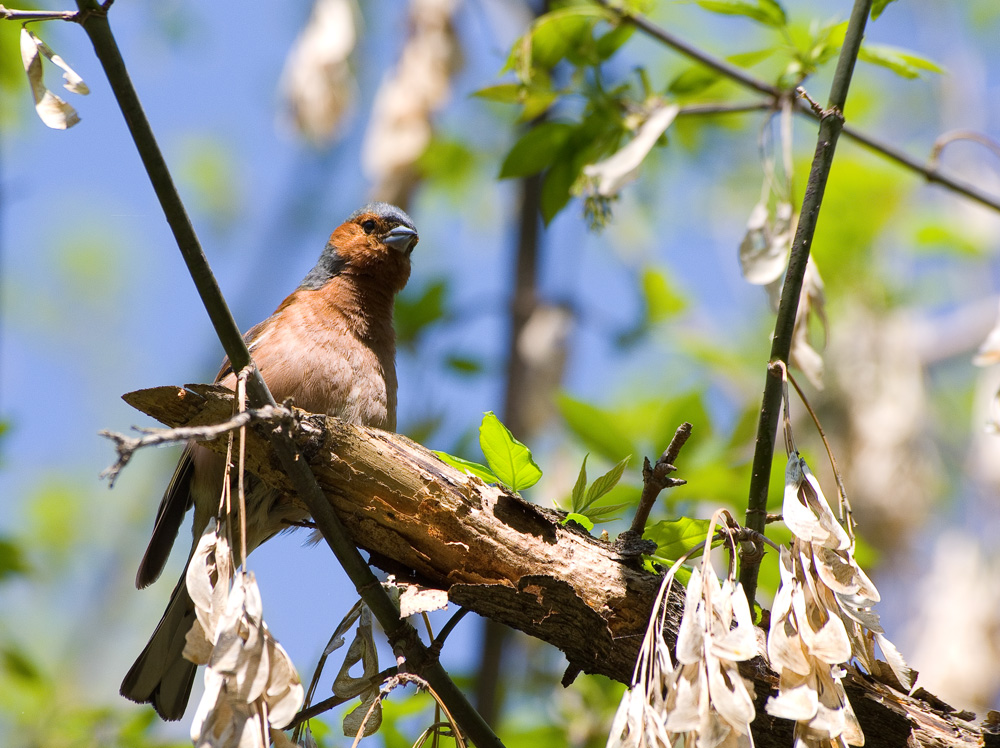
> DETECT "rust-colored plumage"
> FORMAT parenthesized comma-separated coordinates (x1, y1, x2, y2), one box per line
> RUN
(121, 202, 417, 721)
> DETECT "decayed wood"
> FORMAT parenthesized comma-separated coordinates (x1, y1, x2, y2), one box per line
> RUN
(122, 384, 989, 748)
(124, 384, 673, 681)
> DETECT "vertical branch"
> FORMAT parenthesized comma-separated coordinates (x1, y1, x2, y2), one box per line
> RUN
(475, 172, 544, 726)
(739, 0, 873, 606)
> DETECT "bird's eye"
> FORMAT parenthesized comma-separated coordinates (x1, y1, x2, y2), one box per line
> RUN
(362, 219, 376, 234)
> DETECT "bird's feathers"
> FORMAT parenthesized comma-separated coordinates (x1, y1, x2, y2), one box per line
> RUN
(123, 203, 415, 720)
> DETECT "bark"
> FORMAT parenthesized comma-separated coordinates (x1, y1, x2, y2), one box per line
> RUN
(122, 383, 991, 748)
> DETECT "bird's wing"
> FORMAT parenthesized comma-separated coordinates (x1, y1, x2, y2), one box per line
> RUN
(135, 443, 195, 589)
(214, 318, 272, 382)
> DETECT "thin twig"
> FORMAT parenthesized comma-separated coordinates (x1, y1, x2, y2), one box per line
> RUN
(740, 0, 873, 608)
(348, 673, 464, 748)
(795, 85, 824, 117)
(928, 129, 1000, 170)
(286, 666, 399, 730)
(221, 407, 236, 564)
(0, 7, 78, 21)
(429, 608, 471, 658)
(595, 0, 777, 98)
(475, 150, 546, 724)
(840, 122, 1000, 211)
(595, 0, 1000, 215)
(785, 369, 852, 524)
(677, 101, 775, 117)
(292, 599, 364, 742)
(98, 404, 290, 486)
(628, 422, 692, 536)
(236, 367, 249, 571)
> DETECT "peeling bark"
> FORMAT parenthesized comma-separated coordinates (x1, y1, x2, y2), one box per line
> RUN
(121, 384, 989, 748)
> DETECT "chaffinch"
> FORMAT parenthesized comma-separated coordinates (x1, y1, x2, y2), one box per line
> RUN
(120, 202, 418, 721)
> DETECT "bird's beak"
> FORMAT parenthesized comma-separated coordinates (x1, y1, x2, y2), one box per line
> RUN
(384, 225, 419, 255)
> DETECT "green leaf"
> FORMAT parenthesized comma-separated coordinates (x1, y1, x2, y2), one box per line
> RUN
(696, 0, 787, 28)
(540, 155, 578, 224)
(474, 83, 522, 103)
(395, 279, 447, 347)
(595, 23, 635, 60)
(500, 122, 575, 179)
(479, 412, 542, 492)
(563, 512, 595, 532)
(529, 7, 607, 69)
(913, 221, 986, 257)
(758, 0, 788, 25)
(433, 451, 498, 484)
(652, 389, 712, 448)
(642, 267, 686, 323)
(667, 65, 722, 97)
(870, 0, 898, 20)
(558, 395, 637, 463)
(444, 355, 484, 375)
(728, 47, 778, 68)
(668, 48, 774, 98)
(807, 21, 848, 66)
(583, 456, 631, 510)
(859, 44, 944, 79)
(0, 537, 29, 581)
(584, 502, 630, 522)
(416, 138, 476, 187)
(407, 416, 443, 446)
(2, 647, 42, 682)
(644, 517, 713, 561)
(571, 455, 589, 512)
(586, 502, 630, 517)
(520, 88, 559, 121)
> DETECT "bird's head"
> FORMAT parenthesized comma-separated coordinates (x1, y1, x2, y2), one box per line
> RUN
(301, 202, 418, 293)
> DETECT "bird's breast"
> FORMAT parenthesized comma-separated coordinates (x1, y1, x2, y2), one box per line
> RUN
(242, 305, 398, 430)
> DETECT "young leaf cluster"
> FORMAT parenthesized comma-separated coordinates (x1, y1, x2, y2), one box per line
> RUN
(561, 454, 630, 531)
(479, 0, 943, 225)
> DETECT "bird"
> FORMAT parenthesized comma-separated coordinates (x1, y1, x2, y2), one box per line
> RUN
(120, 202, 418, 721)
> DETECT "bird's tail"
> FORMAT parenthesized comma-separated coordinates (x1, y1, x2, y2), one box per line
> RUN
(120, 564, 198, 721)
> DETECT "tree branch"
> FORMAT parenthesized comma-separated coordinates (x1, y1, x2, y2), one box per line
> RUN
(117, 382, 990, 748)
(740, 0, 872, 606)
(595, 0, 1000, 215)
(628, 422, 692, 536)
(474, 169, 545, 727)
(71, 5, 503, 745)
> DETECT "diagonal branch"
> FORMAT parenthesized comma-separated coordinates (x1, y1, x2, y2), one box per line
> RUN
(70, 4, 504, 745)
(595, 0, 1000, 214)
